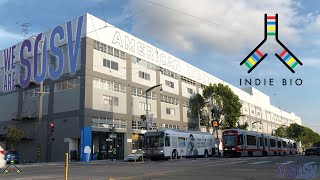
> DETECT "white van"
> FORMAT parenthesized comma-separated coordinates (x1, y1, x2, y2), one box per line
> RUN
(0, 146, 6, 168)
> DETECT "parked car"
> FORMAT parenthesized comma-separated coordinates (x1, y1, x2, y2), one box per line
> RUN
(125, 150, 145, 161)
(5, 151, 20, 164)
(305, 147, 320, 156)
(0, 146, 6, 168)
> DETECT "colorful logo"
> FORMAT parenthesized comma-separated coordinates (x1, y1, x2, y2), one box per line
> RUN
(240, 14, 303, 73)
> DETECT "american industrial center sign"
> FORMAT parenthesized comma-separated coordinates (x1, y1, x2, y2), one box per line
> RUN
(1, 16, 84, 93)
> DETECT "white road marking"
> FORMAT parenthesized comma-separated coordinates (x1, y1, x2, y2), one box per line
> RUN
(303, 162, 316, 166)
(277, 161, 296, 165)
(248, 161, 271, 164)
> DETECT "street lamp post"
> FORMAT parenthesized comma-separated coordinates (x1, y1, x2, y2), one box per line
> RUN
(142, 84, 162, 131)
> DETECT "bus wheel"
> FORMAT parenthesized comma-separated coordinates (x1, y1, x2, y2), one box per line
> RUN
(172, 150, 178, 159)
(204, 150, 208, 158)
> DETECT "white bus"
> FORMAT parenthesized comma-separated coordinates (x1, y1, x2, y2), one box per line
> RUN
(143, 129, 214, 160)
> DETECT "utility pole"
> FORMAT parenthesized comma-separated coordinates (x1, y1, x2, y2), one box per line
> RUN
(142, 84, 162, 131)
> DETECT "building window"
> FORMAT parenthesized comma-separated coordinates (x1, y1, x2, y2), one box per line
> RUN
(181, 76, 195, 85)
(160, 67, 177, 79)
(166, 108, 175, 115)
(103, 59, 118, 71)
(132, 57, 156, 70)
(182, 101, 190, 108)
(108, 46, 113, 55)
(93, 40, 126, 60)
(187, 88, 194, 94)
(54, 78, 80, 92)
(114, 49, 120, 58)
(165, 80, 174, 88)
(102, 95, 119, 106)
(131, 87, 156, 100)
(139, 102, 151, 111)
(93, 78, 126, 93)
(139, 71, 150, 80)
(160, 95, 178, 105)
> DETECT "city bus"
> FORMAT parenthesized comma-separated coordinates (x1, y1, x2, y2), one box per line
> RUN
(143, 129, 214, 160)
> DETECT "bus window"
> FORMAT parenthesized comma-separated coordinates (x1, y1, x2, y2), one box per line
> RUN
(293, 143, 297, 148)
(278, 141, 282, 148)
(265, 138, 268, 147)
(259, 137, 263, 146)
(237, 134, 243, 145)
(283, 141, 287, 148)
(270, 139, 276, 147)
(165, 136, 170, 147)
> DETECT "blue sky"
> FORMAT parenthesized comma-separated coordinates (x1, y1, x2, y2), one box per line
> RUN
(0, 0, 319, 132)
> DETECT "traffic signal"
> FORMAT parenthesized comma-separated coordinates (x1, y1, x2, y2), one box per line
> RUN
(211, 120, 219, 127)
(49, 122, 55, 142)
(50, 122, 55, 133)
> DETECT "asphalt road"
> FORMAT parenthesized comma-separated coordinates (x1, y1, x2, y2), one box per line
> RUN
(0, 155, 319, 180)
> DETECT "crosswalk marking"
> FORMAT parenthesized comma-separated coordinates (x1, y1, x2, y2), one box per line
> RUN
(248, 161, 271, 165)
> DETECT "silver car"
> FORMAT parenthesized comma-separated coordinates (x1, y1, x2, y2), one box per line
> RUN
(125, 150, 145, 161)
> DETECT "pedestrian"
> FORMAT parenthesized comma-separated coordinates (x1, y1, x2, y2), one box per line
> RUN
(112, 147, 116, 161)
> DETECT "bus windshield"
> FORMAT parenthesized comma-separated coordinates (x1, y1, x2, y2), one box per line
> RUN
(144, 132, 164, 148)
(223, 135, 236, 147)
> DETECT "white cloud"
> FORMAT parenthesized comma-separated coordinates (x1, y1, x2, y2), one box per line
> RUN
(127, 0, 319, 55)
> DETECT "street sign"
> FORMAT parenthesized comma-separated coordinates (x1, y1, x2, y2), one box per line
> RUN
(109, 134, 117, 139)
(147, 114, 154, 129)
(140, 115, 147, 128)
(106, 138, 113, 142)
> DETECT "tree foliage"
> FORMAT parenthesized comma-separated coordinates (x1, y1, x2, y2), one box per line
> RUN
(238, 122, 249, 130)
(273, 126, 287, 138)
(191, 93, 205, 115)
(274, 123, 320, 149)
(6, 126, 24, 150)
(203, 83, 242, 129)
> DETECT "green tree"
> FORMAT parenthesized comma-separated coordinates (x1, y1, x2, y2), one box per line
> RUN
(273, 126, 287, 138)
(191, 93, 205, 115)
(238, 122, 249, 130)
(203, 83, 242, 129)
(287, 123, 304, 141)
(6, 126, 24, 150)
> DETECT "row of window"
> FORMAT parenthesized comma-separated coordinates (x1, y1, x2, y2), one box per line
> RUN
(23, 86, 50, 99)
(132, 87, 156, 100)
(132, 57, 157, 70)
(160, 67, 178, 79)
(91, 117, 127, 129)
(243, 107, 292, 125)
(54, 78, 81, 92)
(160, 95, 179, 105)
(238, 135, 297, 148)
(93, 40, 126, 60)
(132, 121, 157, 130)
(181, 76, 196, 85)
(93, 78, 126, 94)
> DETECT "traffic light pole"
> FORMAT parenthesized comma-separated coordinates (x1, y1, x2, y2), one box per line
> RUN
(37, 78, 44, 162)
(216, 125, 220, 158)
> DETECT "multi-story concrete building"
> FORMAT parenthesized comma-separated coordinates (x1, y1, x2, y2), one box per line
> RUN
(0, 13, 301, 162)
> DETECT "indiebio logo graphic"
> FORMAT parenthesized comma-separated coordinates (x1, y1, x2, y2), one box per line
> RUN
(240, 14, 303, 73)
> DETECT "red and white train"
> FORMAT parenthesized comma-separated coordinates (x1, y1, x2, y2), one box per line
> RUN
(222, 129, 298, 157)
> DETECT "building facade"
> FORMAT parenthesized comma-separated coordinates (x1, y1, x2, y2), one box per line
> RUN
(0, 13, 301, 162)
